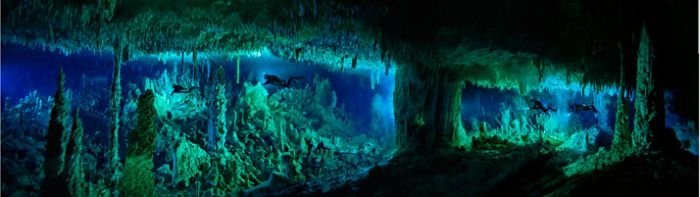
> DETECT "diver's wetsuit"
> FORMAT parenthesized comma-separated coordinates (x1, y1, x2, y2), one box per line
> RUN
(263, 74, 304, 88)
(172, 85, 197, 95)
(305, 139, 315, 159)
(315, 142, 330, 152)
(530, 99, 556, 113)
(571, 104, 598, 113)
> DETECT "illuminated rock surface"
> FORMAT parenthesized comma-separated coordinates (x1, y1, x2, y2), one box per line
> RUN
(1, 0, 697, 196)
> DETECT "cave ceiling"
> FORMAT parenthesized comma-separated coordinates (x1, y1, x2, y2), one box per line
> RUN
(2, 0, 696, 90)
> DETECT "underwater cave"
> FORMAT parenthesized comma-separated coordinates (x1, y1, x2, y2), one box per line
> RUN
(1, 0, 698, 196)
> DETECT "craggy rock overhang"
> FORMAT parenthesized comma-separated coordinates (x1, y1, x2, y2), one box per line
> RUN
(3, 0, 697, 150)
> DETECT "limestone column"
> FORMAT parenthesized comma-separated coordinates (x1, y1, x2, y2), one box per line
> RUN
(632, 25, 664, 153)
(394, 63, 466, 152)
(109, 42, 124, 184)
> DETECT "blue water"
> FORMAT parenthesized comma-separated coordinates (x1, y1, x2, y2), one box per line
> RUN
(1, 43, 396, 134)
(1, 43, 696, 197)
(3, 43, 695, 153)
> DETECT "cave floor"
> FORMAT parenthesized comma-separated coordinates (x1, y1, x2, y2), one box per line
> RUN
(265, 145, 698, 197)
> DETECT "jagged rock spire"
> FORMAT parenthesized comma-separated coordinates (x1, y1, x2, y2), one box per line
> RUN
(41, 66, 70, 196)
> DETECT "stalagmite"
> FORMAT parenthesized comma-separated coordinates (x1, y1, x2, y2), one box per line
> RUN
(66, 109, 85, 197)
(632, 25, 661, 152)
(193, 51, 198, 81)
(120, 90, 157, 197)
(394, 64, 466, 151)
(215, 66, 229, 152)
(612, 43, 632, 155)
(109, 43, 124, 185)
(41, 66, 70, 196)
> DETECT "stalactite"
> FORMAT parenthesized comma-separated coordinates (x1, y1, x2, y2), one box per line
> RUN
(207, 61, 211, 82)
(66, 109, 85, 197)
(180, 52, 185, 70)
(312, 0, 317, 17)
(119, 90, 156, 197)
(370, 70, 376, 90)
(381, 48, 386, 61)
(98, 0, 117, 21)
(109, 42, 123, 186)
(173, 55, 179, 78)
(232, 111, 240, 143)
(385, 62, 390, 76)
(41, 66, 70, 196)
(236, 55, 241, 84)
(193, 51, 198, 81)
(377, 70, 382, 87)
(352, 55, 357, 69)
(207, 119, 215, 151)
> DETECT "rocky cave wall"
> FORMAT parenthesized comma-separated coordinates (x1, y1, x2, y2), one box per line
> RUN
(2, 0, 696, 153)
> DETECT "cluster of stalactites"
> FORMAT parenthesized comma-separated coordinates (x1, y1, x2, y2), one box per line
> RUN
(98, 0, 118, 22)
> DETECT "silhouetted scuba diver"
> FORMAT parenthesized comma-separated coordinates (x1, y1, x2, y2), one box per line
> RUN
(315, 142, 331, 152)
(263, 74, 304, 88)
(530, 99, 557, 113)
(304, 139, 314, 156)
(571, 104, 598, 113)
(171, 85, 197, 95)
